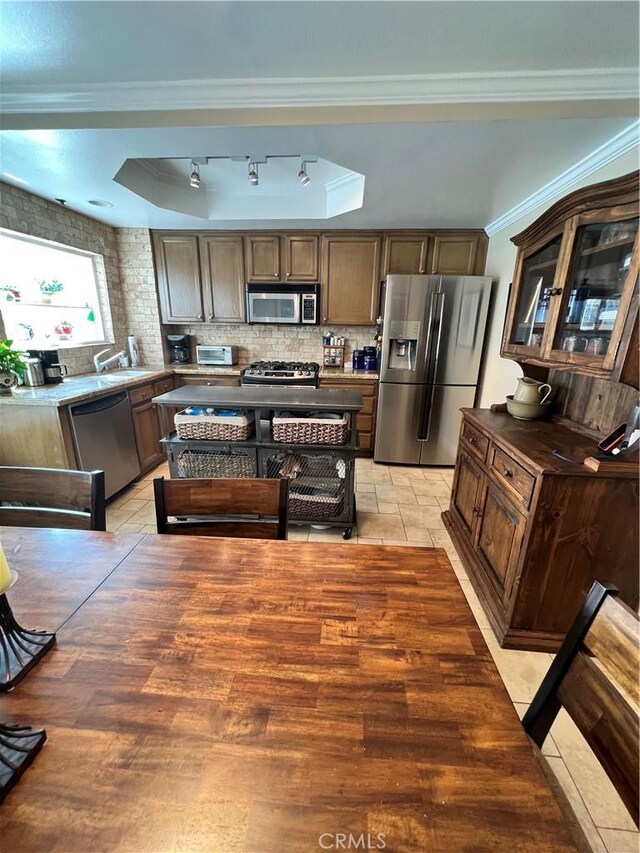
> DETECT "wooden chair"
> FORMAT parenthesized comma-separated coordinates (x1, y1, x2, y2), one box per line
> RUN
(0, 467, 106, 531)
(153, 477, 289, 540)
(523, 581, 639, 827)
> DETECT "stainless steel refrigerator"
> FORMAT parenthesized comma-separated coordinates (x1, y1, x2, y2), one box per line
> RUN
(374, 275, 491, 466)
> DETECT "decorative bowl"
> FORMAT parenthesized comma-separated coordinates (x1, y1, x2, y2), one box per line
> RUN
(505, 395, 552, 420)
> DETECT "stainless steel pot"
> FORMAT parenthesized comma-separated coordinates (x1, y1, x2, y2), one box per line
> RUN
(23, 358, 46, 387)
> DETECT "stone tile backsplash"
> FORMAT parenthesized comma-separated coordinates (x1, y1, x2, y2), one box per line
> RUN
(171, 323, 377, 365)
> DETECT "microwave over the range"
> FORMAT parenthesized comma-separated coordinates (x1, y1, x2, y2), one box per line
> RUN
(246, 282, 319, 325)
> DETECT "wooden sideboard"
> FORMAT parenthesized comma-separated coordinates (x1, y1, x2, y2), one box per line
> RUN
(443, 408, 639, 652)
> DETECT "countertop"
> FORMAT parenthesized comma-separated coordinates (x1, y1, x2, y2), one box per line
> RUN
(154, 385, 364, 411)
(1, 363, 379, 407)
(0, 367, 173, 407)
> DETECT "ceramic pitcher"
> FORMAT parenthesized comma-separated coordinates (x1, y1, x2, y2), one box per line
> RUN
(513, 377, 552, 405)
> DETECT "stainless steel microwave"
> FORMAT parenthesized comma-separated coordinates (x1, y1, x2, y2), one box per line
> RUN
(246, 282, 319, 325)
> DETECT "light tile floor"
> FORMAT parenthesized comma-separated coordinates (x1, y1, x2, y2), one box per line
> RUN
(109, 457, 637, 853)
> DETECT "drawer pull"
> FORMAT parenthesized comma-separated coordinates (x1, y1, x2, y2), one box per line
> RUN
(472, 507, 483, 517)
(503, 468, 513, 478)
(468, 436, 477, 444)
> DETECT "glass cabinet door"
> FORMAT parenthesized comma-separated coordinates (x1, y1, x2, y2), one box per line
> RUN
(508, 235, 563, 350)
(552, 217, 638, 360)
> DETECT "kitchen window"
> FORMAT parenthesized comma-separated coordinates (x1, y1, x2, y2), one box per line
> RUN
(0, 229, 108, 349)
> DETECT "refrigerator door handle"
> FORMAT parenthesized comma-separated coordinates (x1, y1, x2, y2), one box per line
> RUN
(417, 293, 445, 441)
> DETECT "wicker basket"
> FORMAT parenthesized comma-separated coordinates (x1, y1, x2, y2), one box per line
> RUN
(272, 412, 348, 445)
(176, 448, 256, 479)
(289, 491, 343, 519)
(175, 409, 254, 441)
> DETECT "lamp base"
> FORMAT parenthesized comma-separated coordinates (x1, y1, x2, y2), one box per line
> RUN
(0, 723, 47, 802)
(0, 593, 56, 691)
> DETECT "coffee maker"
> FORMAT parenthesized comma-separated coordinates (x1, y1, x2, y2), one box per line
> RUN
(167, 334, 191, 364)
(28, 349, 68, 384)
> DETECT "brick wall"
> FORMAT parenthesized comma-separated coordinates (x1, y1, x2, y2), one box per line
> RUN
(115, 228, 165, 366)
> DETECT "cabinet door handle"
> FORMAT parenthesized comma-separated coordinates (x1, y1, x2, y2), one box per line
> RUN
(208, 314, 214, 322)
(503, 468, 513, 478)
(286, 272, 291, 278)
(274, 273, 279, 278)
(198, 313, 203, 320)
(550, 287, 563, 296)
(472, 507, 482, 517)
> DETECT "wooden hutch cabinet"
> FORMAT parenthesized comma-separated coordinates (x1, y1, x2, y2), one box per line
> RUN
(445, 171, 640, 652)
(444, 409, 639, 651)
(501, 171, 639, 385)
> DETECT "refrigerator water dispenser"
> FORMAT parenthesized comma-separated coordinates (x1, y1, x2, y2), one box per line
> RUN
(386, 320, 420, 371)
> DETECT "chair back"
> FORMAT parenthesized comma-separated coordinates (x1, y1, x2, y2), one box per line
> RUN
(523, 581, 639, 826)
(0, 466, 106, 531)
(154, 477, 288, 540)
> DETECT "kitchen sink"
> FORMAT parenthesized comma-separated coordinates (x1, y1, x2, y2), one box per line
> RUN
(96, 369, 154, 383)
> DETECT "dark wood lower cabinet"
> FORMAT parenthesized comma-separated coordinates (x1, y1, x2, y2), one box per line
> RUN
(318, 377, 377, 455)
(132, 400, 164, 473)
(443, 408, 639, 651)
(131, 376, 176, 474)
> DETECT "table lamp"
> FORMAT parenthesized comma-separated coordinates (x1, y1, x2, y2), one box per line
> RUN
(0, 543, 56, 690)
(0, 543, 50, 802)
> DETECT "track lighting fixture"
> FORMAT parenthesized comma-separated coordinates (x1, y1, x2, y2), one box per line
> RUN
(298, 161, 311, 187)
(248, 162, 259, 186)
(189, 162, 200, 189)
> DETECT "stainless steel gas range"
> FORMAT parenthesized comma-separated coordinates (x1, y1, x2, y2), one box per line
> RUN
(240, 360, 319, 388)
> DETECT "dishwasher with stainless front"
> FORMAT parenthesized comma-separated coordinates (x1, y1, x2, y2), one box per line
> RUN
(69, 390, 141, 498)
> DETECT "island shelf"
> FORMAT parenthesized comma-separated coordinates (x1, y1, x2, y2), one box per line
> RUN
(153, 385, 363, 538)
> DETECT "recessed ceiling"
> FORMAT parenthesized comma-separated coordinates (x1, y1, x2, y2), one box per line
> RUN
(0, 118, 634, 230)
(113, 156, 365, 220)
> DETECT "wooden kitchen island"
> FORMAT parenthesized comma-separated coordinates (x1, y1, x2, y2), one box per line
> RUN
(0, 527, 578, 852)
(154, 385, 363, 538)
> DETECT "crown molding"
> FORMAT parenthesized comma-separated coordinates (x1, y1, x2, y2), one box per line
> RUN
(1, 68, 637, 114)
(485, 120, 640, 237)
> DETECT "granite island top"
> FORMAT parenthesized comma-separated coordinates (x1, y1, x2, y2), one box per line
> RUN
(0, 364, 378, 408)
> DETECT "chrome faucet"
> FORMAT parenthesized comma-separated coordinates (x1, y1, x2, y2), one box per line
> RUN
(94, 348, 126, 373)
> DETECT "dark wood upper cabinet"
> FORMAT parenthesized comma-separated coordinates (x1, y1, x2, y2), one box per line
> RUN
(245, 234, 281, 281)
(199, 235, 245, 323)
(321, 234, 382, 326)
(502, 171, 639, 384)
(154, 234, 204, 323)
(431, 233, 485, 275)
(382, 233, 431, 276)
(283, 233, 319, 281)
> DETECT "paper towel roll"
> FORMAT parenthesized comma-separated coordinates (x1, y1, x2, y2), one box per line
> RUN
(128, 335, 140, 367)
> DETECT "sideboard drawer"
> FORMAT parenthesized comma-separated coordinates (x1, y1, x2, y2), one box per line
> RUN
(489, 444, 535, 507)
(461, 420, 489, 462)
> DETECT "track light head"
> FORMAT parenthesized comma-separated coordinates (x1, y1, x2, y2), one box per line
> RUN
(189, 162, 200, 189)
(248, 162, 259, 186)
(298, 161, 311, 187)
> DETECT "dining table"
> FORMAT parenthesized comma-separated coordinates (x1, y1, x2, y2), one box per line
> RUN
(0, 527, 577, 852)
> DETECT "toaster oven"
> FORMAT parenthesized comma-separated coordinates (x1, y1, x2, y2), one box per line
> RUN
(196, 345, 238, 366)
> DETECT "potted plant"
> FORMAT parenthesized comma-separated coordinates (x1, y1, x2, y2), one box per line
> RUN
(54, 320, 73, 340)
(39, 280, 64, 303)
(0, 340, 26, 394)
